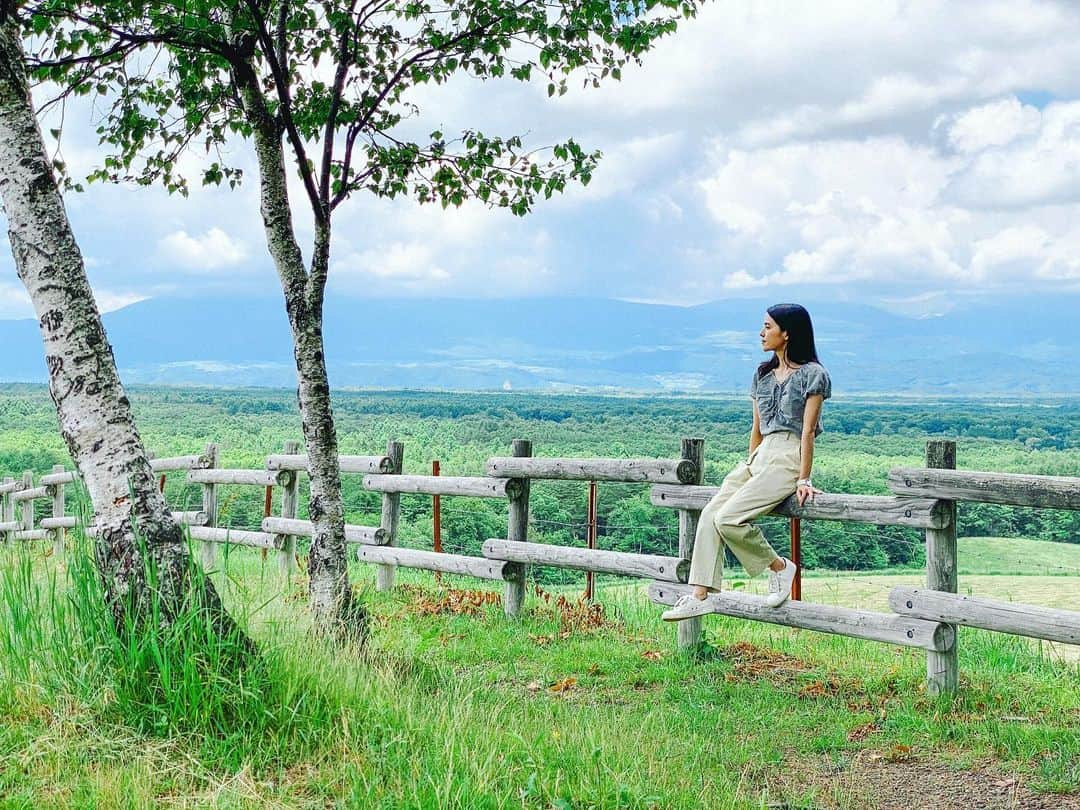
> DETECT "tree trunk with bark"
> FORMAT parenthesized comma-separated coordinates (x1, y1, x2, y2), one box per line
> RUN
(0, 13, 243, 642)
(236, 66, 364, 641)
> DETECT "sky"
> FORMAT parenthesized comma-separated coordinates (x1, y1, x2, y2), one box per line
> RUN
(3, 0, 1080, 320)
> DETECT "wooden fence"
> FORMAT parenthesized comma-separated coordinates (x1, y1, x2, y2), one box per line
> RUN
(2, 437, 1077, 696)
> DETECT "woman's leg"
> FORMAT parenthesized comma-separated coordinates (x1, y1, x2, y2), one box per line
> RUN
(663, 461, 755, 620)
(686, 461, 752, 594)
(712, 439, 800, 578)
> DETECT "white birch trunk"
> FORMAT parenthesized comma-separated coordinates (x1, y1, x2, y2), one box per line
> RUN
(235, 64, 362, 639)
(0, 16, 238, 636)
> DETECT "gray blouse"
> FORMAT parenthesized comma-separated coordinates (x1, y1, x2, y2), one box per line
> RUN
(750, 362, 832, 437)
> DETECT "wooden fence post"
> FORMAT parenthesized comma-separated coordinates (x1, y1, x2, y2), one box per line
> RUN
(200, 443, 219, 569)
(1, 476, 12, 544)
(49, 464, 65, 557)
(678, 438, 705, 651)
(277, 440, 301, 577)
(504, 439, 532, 617)
(376, 440, 404, 592)
(925, 439, 958, 695)
(20, 471, 33, 535)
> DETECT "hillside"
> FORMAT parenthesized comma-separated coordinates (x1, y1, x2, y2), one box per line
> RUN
(1, 293, 1078, 393)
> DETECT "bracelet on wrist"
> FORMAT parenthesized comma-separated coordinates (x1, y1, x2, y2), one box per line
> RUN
(797, 477, 813, 488)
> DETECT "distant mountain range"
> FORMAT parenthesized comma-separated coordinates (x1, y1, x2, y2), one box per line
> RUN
(1, 294, 1076, 394)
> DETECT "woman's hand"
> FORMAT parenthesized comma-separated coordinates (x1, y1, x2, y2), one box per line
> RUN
(796, 482, 822, 506)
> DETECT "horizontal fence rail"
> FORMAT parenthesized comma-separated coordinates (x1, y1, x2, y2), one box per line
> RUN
(42, 511, 207, 533)
(486, 456, 698, 484)
(484, 538, 689, 583)
(188, 526, 277, 549)
(889, 587, 1080, 646)
(650, 485, 950, 529)
(650, 582, 954, 652)
(187, 469, 293, 487)
(11, 486, 49, 502)
(261, 517, 386, 545)
(2, 438, 1077, 702)
(150, 454, 215, 472)
(888, 467, 1080, 510)
(171, 510, 210, 526)
(11, 530, 49, 542)
(358, 545, 524, 581)
(39, 517, 76, 530)
(38, 455, 214, 487)
(266, 453, 395, 474)
(363, 474, 522, 499)
(39, 470, 78, 486)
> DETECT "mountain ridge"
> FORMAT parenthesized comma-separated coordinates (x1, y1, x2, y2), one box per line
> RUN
(0, 294, 1074, 393)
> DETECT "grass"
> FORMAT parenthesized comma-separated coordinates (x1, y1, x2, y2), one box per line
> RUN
(0, 539, 1077, 809)
(951, 536, 1080, 577)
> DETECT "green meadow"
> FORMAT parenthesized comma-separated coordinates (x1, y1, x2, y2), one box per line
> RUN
(0, 386, 1077, 807)
(1, 541, 1077, 809)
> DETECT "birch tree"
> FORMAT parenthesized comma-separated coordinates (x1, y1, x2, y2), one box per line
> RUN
(24, 0, 701, 637)
(0, 3, 244, 644)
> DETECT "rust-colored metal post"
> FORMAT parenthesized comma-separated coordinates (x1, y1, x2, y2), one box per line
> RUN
(585, 480, 597, 601)
(432, 460, 441, 553)
(433, 460, 442, 584)
(261, 485, 274, 560)
(789, 517, 802, 601)
(158, 474, 166, 493)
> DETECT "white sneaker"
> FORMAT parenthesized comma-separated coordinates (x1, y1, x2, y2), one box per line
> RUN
(764, 558, 797, 607)
(661, 593, 713, 622)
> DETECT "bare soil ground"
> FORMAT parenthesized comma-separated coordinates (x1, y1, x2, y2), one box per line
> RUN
(774, 753, 1080, 809)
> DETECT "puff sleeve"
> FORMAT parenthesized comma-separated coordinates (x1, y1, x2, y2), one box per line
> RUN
(803, 364, 832, 400)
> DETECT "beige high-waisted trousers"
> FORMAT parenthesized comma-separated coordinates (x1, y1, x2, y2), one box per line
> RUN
(688, 431, 801, 588)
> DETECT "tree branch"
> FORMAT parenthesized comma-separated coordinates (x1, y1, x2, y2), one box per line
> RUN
(241, 0, 324, 223)
(354, 0, 394, 32)
(330, 122, 363, 209)
(319, 0, 359, 207)
(276, 0, 289, 69)
(353, 0, 535, 137)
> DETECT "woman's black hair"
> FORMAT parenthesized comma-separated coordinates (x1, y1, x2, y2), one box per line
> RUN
(757, 303, 822, 377)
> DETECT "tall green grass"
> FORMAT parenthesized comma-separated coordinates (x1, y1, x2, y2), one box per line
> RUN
(1, 545, 1077, 807)
(0, 533, 354, 772)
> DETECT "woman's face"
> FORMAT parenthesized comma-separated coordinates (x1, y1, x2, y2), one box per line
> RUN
(760, 313, 788, 353)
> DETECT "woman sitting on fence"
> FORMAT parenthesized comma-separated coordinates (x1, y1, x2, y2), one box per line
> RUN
(663, 303, 831, 621)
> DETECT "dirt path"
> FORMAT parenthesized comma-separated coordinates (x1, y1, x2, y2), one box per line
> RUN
(774, 754, 1080, 809)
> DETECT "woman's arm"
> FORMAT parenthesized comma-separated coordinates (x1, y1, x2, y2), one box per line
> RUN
(750, 399, 763, 457)
(797, 394, 825, 505)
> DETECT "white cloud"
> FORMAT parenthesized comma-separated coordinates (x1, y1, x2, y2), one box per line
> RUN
(332, 241, 458, 296)
(368, 244, 448, 281)
(946, 100, 1080, 208)
(11, 0, 1080, 312)
(690, 101, 1080, 297)
(944, 97, 1042, 153)
(0, 282, 143, 319)
(700, 137, 956, 245)
(972, 225, 1080, 282)
(0, 282, 33, 319)
(556, 1, 1080, 138)
(723, 270, 769, 290)
(93, 289, 149, 313)
(566, 132, 685, 202)
(157, 227, 249, 271)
